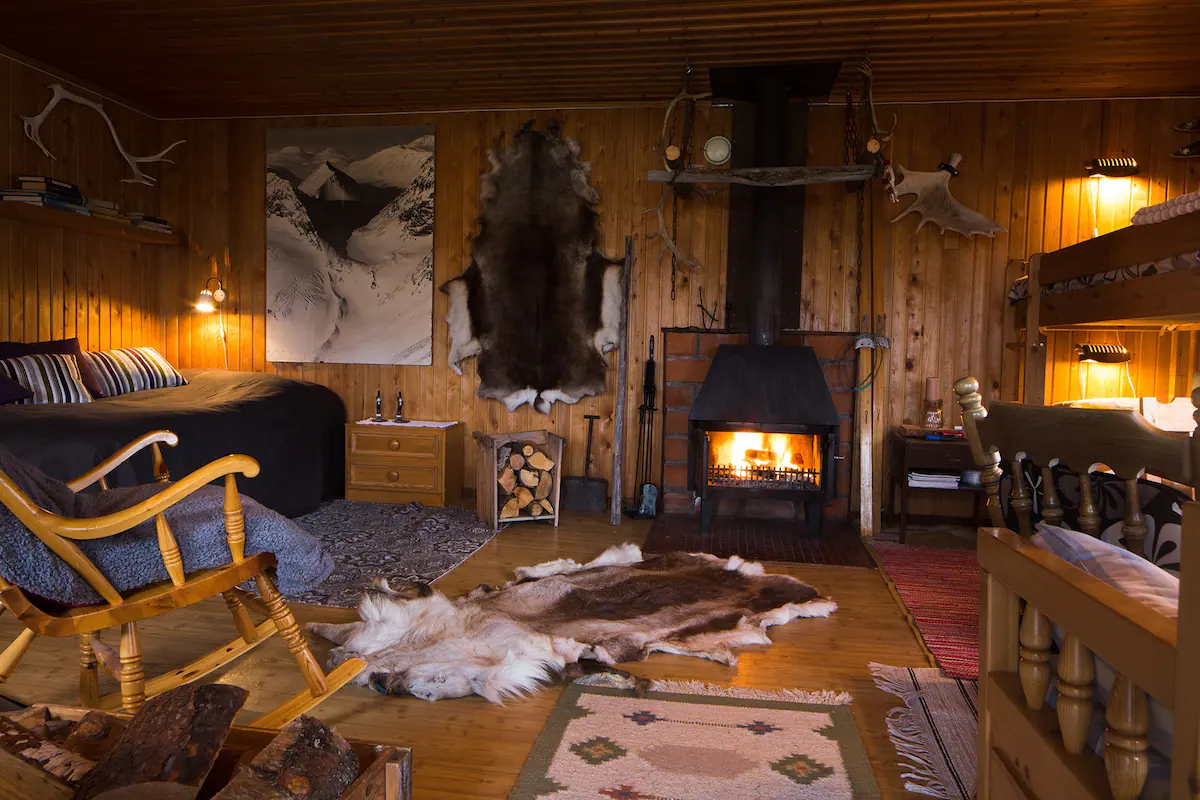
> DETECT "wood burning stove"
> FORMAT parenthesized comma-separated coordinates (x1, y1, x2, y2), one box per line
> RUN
(688, 345, 839, 537)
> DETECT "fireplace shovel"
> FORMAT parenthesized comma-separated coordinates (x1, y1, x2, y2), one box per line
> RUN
(561, 414, 608, 514)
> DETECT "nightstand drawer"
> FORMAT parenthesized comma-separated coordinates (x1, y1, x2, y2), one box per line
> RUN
(349, 429, 441, 459)
(904, 440, 974, 469)
(349, 462, 442, 492)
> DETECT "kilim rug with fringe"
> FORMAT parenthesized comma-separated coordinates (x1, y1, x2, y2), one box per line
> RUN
(511, 676, 880, 799)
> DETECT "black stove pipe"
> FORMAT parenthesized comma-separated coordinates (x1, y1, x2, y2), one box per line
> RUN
(749, 71, 790, 347)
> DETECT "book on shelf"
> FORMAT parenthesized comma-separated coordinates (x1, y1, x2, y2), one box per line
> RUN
(2, 195, 91, 215)
(86, 198, 118, 211)
(907, 469, 961, 489)
(16, 175, 78, 192)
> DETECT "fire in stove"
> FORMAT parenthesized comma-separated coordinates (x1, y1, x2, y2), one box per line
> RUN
(706, 431, 821, 490)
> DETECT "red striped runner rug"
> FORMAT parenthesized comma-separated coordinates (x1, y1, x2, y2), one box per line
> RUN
(871, 544, 980, 680)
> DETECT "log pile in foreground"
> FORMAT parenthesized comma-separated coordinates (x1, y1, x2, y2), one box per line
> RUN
(497, 443, 557, 520)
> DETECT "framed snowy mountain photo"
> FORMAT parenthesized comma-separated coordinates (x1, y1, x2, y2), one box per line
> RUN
(265, 125, 435, 365)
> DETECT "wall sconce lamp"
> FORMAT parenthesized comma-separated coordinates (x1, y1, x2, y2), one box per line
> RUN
(1085, 157, 1139, 178)
(195, 277, 227, 313)
(1076, 343, 1130, 363)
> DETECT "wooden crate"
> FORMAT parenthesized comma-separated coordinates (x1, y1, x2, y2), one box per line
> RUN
(0, 705, 411, 800)
(473, 429, 564, 531)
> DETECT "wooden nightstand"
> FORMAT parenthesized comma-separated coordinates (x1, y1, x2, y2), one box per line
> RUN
(890, 432, 985, 543)
(345, 422, 463, 506)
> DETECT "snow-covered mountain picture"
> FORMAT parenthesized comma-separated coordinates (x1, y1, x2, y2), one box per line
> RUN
(265, 126, 434, 365)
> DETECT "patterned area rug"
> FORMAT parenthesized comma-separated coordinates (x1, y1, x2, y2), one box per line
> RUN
(287, 500, 494, 607)
(511, 677, 880, 799)
(870, 664, 978, 800)
(870, 544, 979, 679)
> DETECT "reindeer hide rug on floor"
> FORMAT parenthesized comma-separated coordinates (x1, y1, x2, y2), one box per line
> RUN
(441, 121, 623, 414)
(308, 544, 837, 702)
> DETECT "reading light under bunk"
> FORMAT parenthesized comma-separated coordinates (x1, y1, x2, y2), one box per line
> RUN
(1084, 156, 1139, 178)
(1076, 343, 1131, 363)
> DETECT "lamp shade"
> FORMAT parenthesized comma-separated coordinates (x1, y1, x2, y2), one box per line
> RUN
(195, 288, 216, 313)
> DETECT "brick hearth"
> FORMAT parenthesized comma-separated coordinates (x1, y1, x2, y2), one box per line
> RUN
(660, 328, 857, 520)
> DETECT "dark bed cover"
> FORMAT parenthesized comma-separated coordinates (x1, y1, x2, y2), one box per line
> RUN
(0, 369, 345, 517)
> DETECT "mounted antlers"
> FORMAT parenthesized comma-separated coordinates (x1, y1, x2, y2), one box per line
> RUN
(21, 83, 185, 186)
(644, 193, 700, 271)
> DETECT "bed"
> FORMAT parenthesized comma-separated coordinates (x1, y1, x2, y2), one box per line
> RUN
(0, 369, 345, 517)
(1007, 210, 1200, 404)
(954, 378, 1198, 800)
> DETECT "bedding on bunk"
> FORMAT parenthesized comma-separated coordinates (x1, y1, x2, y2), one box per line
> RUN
(998, 463, 1186, 575)
(1007, 247, 1200, 302)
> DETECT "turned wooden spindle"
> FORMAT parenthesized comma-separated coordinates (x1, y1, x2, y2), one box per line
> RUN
(223, 590, 259, 644)
(1040, 465, 1063, 526)
(0, 629, 37, 684)
(119, 622, 145, 712)
(79, 635, 99, 706)
(1105, 673, 1150, 800)
(1121, 478, 1147, 558)
(1078, 471, 1101, 537)
(1010, 458, 1034, 537)
(155, 513, 185, 587)
(224, 474, 246, 564)
(953, 377, 1005, 527)
(97, 476, 110, 492)
(151, 442, 171, 483)
(1018, 606, 1052, 709)
(1057, 633, 1096, 754)
(255, 572, 327, 696)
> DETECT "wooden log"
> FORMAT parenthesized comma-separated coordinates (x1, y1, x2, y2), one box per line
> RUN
(526, 451, 555, 471)
(497, 466, 517, 494)
(528, 503, 544, 517)
(610, 237, 631, 526)
(62, 712, 128, 762)
(0, 717, 93, 784)
(535, 471, 553, 500)
(0, 747, 71, 800)
(210, 716, 358, 800)
(540, 499, 554, 514)
(519, 469, 539, 488)
(508, 453, 525, 471)
(648, 164, 875, 187)
(500, 497, 520, 519)
(514, 487, 533, 508)
(73, 684, 249, 800)
(521, 444, 534, 457)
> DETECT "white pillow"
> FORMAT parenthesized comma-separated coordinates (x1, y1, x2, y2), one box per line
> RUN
(1032, 523, 1176, 762)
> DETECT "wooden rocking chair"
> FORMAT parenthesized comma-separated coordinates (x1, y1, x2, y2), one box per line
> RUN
(0, 430, 365, 729)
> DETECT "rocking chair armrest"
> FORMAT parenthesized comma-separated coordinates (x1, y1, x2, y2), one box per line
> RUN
(43, 455, 262, 540)
(67, 430, 180, 492)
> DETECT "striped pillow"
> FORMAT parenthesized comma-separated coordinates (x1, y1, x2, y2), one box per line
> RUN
(0, 354, 93, 404)
(79, 347, 188, 397)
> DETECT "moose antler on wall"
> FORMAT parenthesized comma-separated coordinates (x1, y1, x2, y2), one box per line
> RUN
(21, 83, 185, 186)
(891, 153, 1006, 239)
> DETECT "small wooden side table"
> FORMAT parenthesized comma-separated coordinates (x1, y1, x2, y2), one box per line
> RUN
(890, 432, 985, 543)
(345, 421, 463, 506)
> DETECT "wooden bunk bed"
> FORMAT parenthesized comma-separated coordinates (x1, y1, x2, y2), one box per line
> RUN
(954, 378, 1198, 800)
(1008, 210, 1200, 404)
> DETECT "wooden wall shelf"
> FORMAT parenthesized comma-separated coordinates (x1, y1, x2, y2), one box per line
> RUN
(0, 201, 182, 245)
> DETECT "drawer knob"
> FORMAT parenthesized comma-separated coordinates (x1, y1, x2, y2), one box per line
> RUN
(387, 470, 399, 482)
(388, 440, 401, 451)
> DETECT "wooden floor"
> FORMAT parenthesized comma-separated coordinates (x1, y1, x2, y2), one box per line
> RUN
(0, 512, 932, 799)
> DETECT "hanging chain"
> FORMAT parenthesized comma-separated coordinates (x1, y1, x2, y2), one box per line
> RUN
(670, 189, 680, 300)
(845, 91, 866, 317)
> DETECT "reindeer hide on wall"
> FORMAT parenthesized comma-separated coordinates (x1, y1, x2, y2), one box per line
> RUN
(442, 123, 623, 414)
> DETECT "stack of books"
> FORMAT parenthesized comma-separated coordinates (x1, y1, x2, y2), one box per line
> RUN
(128, 212, 173, 234)
(0, 176, 173, 234)
(907, 469, 962, 489)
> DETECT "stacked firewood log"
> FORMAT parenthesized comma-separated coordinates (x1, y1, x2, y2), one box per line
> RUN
(0, 685, 360, 799)
(497, 443, 557, 520)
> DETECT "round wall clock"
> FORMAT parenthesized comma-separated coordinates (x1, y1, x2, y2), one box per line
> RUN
(703, 135, 732, 166)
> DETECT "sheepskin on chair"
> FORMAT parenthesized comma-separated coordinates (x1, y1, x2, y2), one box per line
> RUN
(440, 121, 624, 414)
(308, 544, 836, 703)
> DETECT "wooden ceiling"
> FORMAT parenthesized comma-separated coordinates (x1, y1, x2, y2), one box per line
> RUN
(5, 0, 1200, 117)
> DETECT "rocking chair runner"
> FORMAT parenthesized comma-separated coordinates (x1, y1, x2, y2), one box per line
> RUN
(0, 430, 365, 729)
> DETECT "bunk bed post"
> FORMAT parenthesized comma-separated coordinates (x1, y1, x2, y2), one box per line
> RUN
(1172, 407, 1200, 798)
(1023, 254, 1047, 405)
